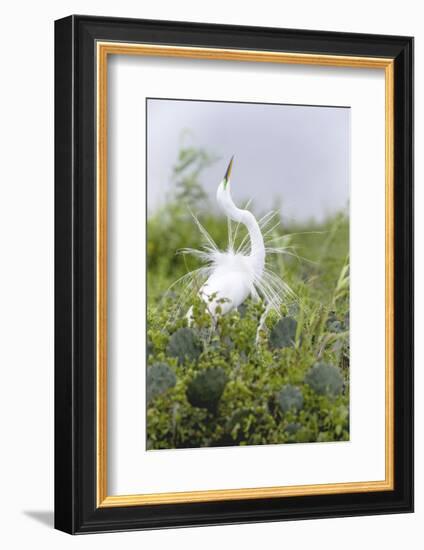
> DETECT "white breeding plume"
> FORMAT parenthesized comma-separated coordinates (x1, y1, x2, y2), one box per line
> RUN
(180, 157, 296, 327)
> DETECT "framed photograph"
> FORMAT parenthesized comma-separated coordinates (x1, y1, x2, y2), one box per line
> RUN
(54, 15, 413, 534)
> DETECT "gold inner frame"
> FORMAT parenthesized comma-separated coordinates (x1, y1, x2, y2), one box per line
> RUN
(96, 42, 395, 508)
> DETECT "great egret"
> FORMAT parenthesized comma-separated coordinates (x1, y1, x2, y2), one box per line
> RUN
(182, 157, 295, 330)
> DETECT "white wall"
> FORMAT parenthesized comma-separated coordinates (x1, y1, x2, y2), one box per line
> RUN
(0, 1, 420, 547)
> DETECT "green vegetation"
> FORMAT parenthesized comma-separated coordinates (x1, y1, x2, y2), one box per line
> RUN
(146, 146, 349, 449)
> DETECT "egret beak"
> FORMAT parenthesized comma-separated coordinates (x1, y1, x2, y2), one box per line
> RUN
(223, 156, 234, 188)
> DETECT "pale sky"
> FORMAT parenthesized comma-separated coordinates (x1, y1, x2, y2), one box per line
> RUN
(147, 98, 350, 223)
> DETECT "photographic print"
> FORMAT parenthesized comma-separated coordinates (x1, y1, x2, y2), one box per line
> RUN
(146, 98, 350, 450)
(55, 17, 413, 533)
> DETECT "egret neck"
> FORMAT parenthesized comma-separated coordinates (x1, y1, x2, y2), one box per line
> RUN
(216, 174, 265, 278)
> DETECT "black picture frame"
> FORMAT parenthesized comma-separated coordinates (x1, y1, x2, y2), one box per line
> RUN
(55, 14, 414, 534)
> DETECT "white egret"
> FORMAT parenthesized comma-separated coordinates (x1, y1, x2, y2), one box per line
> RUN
(182, 157, 295, 330)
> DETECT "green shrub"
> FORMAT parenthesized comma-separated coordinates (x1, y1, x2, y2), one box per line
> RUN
(269, 317, 297, 349)
(166, 327, 202, 365)
(186, 367, 228, 413)
(305, 362, 344, 397)
(276, 384, 304, 414)
(285, 422, 302, 435)
(147, 363, 176, 404)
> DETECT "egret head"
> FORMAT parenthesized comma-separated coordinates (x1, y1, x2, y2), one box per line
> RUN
(217, 156, 234, 203)
(217, 156, 246, 223)
(223, 156, 234, 189)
